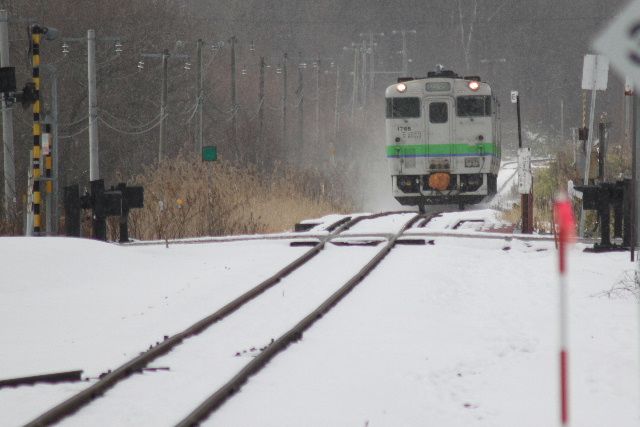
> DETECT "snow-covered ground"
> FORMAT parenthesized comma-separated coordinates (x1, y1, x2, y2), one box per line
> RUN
(1, 209, 639, 427)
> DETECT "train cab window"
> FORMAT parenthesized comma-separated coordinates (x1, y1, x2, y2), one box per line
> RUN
(429, 102, 448, 123)
(456, 95, 492, 117)
(386, 97, 420, 118)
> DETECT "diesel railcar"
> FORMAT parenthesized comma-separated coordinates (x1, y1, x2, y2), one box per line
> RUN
(385, 69, 501, 211)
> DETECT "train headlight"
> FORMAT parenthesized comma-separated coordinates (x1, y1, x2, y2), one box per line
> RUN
(429, 173, 450, 191)
(468, 81, 480, 91)
(396, 82, 407, 93)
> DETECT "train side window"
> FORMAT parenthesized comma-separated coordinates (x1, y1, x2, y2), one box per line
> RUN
(429, 102, 448, 123)
(386, 97, 421, 118)
(456, 95, 492, 117)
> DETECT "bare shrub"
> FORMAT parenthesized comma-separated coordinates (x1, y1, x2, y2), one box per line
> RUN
(592, 270, 640, 300)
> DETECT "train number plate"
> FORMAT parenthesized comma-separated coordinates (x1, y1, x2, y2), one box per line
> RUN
(403, 131, 422, 139)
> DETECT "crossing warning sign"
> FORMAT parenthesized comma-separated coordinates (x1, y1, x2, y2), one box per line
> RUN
(593, 0, 640, 86)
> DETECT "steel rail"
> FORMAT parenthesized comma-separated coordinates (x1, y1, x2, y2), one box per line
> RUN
(122, 211, 420, 247)
(121, 215, 358, 247)
(175, 212, 432, 427)
(23, 212, 403, 427)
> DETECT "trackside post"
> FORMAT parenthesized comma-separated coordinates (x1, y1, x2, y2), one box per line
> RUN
(202, 146, 218, 235)
(554, 191, 576, 426)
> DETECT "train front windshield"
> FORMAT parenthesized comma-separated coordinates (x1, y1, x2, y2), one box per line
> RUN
(456, 95, 492, 117)
(386, 97, 421, 118)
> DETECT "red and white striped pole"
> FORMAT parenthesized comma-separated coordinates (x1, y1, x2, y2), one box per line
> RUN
(554, 192, 576, 426)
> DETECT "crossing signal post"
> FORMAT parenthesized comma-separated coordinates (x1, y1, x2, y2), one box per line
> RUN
(27, 24, 59, 236)
(0, 66, 39, 109)
(0, 66, 15, 93)
(64, 180, 144, 242)
(578, 54, 609, 237)
(30, 26, 43, 235)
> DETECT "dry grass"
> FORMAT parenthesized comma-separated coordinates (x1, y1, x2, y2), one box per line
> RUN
(499, 201, 564, 234)
(0, 207, 21, 236)
(125, 154, 353, 241)
(499, 204, 521, 228)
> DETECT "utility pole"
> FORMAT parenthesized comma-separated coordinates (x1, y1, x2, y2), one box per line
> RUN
(347, 32, 384, 112)
(140, 49, 189, 162)
(0, 10, 15, 223)
(230, 36, 237, 160)
(401, 32, 409, 75)
(175, 39, 224, 159)
(360, 40, 367, 105)
(359, 32, 383, 97)
(297, 52, 304, 167)
(196, 40, 203, 158)
(282, 52, 288, 161)
(241, 55, 271, 167)
(369, 34, 380, 94)
(391, 30, 416, 76)
(344, 44, 359, 117)
(160, 48, 169, 161)
(258, 56, 265, 167)
(64, 31, 120, 179)
(293, 53, 333, 167)
(309, 55, 334, 156)
(314, 56, 321, 149)
(228, 36, 254, 162)
(307, 57, 339, 166)
(332, 63, 340, 167)
(87, 29, 98, 180)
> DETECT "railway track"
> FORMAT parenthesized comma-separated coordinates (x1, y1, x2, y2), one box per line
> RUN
(24, 211, 433, 427)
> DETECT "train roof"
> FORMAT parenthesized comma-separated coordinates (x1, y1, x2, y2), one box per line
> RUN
(397, 70, 481, 83)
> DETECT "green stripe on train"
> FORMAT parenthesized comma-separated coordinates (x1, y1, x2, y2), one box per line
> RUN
(387, 143, 498, 157)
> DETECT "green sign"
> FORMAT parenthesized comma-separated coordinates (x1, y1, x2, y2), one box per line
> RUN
(202, 146, 217, 161)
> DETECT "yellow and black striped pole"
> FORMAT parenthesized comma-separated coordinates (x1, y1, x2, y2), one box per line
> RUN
(44, 124, 52, 194)
(31, 27, 42, 235)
